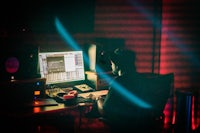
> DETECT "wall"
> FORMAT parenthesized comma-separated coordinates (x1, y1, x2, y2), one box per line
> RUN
(79, 0, 200, 128)
(92, 0, 162, 73)
(161, 0, 200, 129)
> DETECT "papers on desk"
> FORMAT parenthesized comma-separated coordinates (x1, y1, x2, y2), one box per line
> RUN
(74, 84, 94, 92)
(78, 90, 108, 98)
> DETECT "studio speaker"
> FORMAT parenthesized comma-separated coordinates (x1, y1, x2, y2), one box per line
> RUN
(0, 44, 39, 81)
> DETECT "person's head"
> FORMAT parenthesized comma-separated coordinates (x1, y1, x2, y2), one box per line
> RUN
(109, 48, 136, 76)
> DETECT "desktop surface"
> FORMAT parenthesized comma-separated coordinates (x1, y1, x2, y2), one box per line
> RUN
(0, 81, 108, 116)
(45, 84, 108, 105)
(0, 84, 108, 133)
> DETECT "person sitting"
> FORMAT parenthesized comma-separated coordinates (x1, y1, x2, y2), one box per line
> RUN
(88, 48, 158, 132)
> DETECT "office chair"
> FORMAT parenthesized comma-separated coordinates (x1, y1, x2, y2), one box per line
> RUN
(129, 72, 174, 132)
(137, 73, 174, 120)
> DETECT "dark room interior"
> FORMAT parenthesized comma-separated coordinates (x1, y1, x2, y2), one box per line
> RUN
(0, 0, 199, 133)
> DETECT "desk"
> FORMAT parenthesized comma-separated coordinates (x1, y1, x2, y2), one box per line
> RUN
(1, 100, 94, 133)
(0, 77, 108, 132)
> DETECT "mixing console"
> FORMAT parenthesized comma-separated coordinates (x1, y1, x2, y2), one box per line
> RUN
(46, 87, 73, 98)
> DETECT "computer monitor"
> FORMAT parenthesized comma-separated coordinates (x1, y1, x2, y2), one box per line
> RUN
(38, 51, 85, 85)
(84, 38, 125, 73)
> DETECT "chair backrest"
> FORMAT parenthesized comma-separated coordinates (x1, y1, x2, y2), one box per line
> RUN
(136, 73, 174, 117)
(97, 73, 174, 132)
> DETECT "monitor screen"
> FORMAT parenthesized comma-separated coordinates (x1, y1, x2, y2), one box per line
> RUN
(85, 38, 125, 73)
(38, 51, 85, 85)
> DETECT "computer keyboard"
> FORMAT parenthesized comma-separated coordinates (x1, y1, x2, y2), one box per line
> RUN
(76, 97, 94, 103)
(78, 90, 108, 98)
